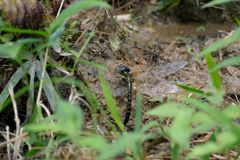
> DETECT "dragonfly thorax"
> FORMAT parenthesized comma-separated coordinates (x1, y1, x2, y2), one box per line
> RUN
(118, 66, 130, 73)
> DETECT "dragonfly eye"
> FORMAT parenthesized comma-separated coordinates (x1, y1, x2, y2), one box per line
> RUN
(118, 66, 130, 73)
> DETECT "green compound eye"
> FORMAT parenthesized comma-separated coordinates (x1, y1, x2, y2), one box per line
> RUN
(118, 66, 130, 73)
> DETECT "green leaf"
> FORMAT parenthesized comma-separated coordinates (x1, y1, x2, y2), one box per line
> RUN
(17, 38, 43, 44)
(26, 100, 84, 140)
(188, 131, 238, 158)
(35, 60, 58, 110)
(27, 60, 36, 120)
(49, 22, 65, 42)
(206, 85, 225, 105)
(1, 28, 47, 37)
(217, 131, 238, 149)
(169, 111, 191, 151)
(0, 42, 22, 58)
(97, 132, 144, 160)
(48, 0, 110, 38)
(175, 83, 211, 98)
(76, 136, 108, 152)
(191, 112, 217, 133)
(149, 97, 163, 101)
(202, 0, 237, 8)
(205, 53, 221, 89)
(0, 61, 31, 111)
(188, 142, 219, 158)
(55, 100, 83, 138)
(234, 16, 240, 26)
(98, 69, 124, 131)
(210, 56, 240, 72)
(0, 33, 13, 42)
(134, 92, 142, 132)
(192, 27, 240, 60)
(79, 59, 108, 71)
(25, 115, 58, 131)
(141, 121, 159, 132)
(221, 105, 240, 119)
(181, 97, 240, 136)
(147, 103, 194, 118)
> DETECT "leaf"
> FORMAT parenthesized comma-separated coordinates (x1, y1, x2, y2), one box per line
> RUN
(191, 112, 217, 133)
(52, 43, 62, 53)
(0, 42, 22, 58)
(169, 111, 191, 151)
(192, 27, 240, 60)
(181, 97, 240, 136)
(79, 59, 108, 71)
(202, 0, 237, 8)
(221, 105, 240, 119)
(147, 103, 194, 118)
(187, 142, 219, 158)
(109, 35, 121, 51)
(25, 115, 57, 131)
(97, 132, 144, 160)
(205, 53, 221, 89)
(0, 61, 31, 111)
(35, 60, 58, 110)
(217, 131, 238, 149)
(1, 28, 47, 37)
(149, 97, 163, 101)
(206, 85, 225, 105)
(55, 100, 83, 138)
(49, 22, 65, 42)
(17, 38, 43, 44)
(25, 100, 83, 139)
(175, 83, 211, 98)
(76, 136, 108, 152)
(26, 60, 36, 121)
(210, 56, 240, 72)
(48, 0, 110, 40)
(141, 121, 159, 132)
(98, 69, 124, 131)
(134, 92, 142, 132)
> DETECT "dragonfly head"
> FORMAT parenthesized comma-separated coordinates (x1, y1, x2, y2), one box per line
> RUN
(118, 66, 130, 73)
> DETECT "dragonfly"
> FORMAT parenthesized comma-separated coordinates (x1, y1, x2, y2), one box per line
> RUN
(84, 60, 188, 125)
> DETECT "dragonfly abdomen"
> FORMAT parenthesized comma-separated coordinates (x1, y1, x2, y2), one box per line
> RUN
(119, 66, 133, 126)
(124, 82, 133, 125)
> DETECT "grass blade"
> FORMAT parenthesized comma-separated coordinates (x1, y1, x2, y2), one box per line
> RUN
(98, 69, 124, 131)
(134, 92, 142, 132)
(0, 61, 31, 111)
(192, 27, 240, 60)
(35, 60, 58, 111)
(205, 53, 221, 89)
(210, 55, 240, 72)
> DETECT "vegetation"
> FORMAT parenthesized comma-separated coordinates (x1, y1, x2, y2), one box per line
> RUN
(0, 0, 240, 159)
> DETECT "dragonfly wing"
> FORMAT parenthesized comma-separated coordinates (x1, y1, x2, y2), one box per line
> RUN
(85, 66, 98, 76)
(134, 60, 188, 80)
(91, 81, 128, 97)
(83, 65, 121, 82)
(133, 81, 183, 97)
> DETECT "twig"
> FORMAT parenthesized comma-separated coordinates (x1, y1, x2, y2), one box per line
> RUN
(56, 0, 65, 18)
(36, 48, 49, 108)
(6, 126, 10, 160)
(74, 7, 103, 44)
(8, 84, 20, 160)
(112, 0, 139, 14)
